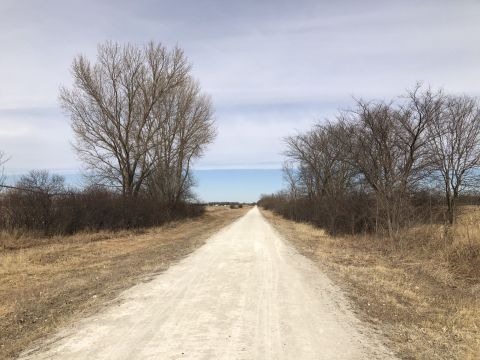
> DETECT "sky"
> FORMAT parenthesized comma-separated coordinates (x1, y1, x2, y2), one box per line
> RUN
(1, 0, 480, 201)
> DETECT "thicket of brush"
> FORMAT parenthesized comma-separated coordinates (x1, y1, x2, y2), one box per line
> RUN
(259, 191, 480, 236)
(0, 171, 204, 237)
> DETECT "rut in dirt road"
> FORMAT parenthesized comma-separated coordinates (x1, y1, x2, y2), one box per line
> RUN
(21, 207, 395, 360)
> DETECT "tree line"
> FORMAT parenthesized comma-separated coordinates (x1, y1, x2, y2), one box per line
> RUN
(0, 42, 215, 235)
(259, 85, 480, 237)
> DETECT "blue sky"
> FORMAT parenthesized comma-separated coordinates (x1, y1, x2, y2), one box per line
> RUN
(1, 0, 480, 201)
(194, 170, 283, 203)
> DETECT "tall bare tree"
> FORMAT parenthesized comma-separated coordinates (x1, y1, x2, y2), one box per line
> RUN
(60, 41, 190, 196)
(284, 123, 357, 233)
(427, 95, 480, 224)
(147, 78, 216, 204)
(285, 123, 354, 199)
(0, 151, 7, 189)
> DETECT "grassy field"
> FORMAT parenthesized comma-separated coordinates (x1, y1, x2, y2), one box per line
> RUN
(0, 206, 248, 359)
(262, 208, 480, 359)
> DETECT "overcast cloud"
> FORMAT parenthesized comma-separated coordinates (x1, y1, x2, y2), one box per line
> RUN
(1, 0, 480, 172)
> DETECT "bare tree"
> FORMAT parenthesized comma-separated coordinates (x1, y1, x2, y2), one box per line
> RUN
(285, 124, 353, 198)
(284, 129, 321, 198)
(427, 95, 480, 224)
(282, 160, 300, 199)
(147, 78, 216, 204)
(400, 84, 444, 189)
(284, 123, 357, 233)
(337, 92, 434, 236)
(16, 170, 65, 194)
(13, 170, 66, 234)
(60, 41, 190, 197)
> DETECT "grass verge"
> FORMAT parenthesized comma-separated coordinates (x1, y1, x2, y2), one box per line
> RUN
(0, 206, 248, 359)
(262, 209, 480, 360)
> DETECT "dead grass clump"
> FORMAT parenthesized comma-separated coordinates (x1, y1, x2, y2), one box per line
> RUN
(447, 241, 480, 282)
(393, 207, 480, 284)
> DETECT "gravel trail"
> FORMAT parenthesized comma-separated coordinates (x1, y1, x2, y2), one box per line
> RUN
(20, 207, 395, 359)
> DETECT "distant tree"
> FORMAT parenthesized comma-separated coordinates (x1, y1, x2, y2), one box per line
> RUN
(426, 95, 480, 224)
(284, 123, 357, 234)
(16, 170, 65, 195)
(282, 160, 300, 199)
(285, 123, 354, 199)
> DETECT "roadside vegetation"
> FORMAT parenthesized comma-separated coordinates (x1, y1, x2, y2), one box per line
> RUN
(0, 170, 204, 237)
(259, 84, 480, 359)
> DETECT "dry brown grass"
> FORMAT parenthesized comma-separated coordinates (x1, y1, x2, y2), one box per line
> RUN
(0, 206, 249, 359)
(262, 207, 480, 360)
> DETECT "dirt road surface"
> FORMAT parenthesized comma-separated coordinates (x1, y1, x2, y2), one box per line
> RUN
(20, 207, 395, 359)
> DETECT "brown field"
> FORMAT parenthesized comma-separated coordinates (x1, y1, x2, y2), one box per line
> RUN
(0, 206, 248, 359)
(262, 207, 480, 360)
